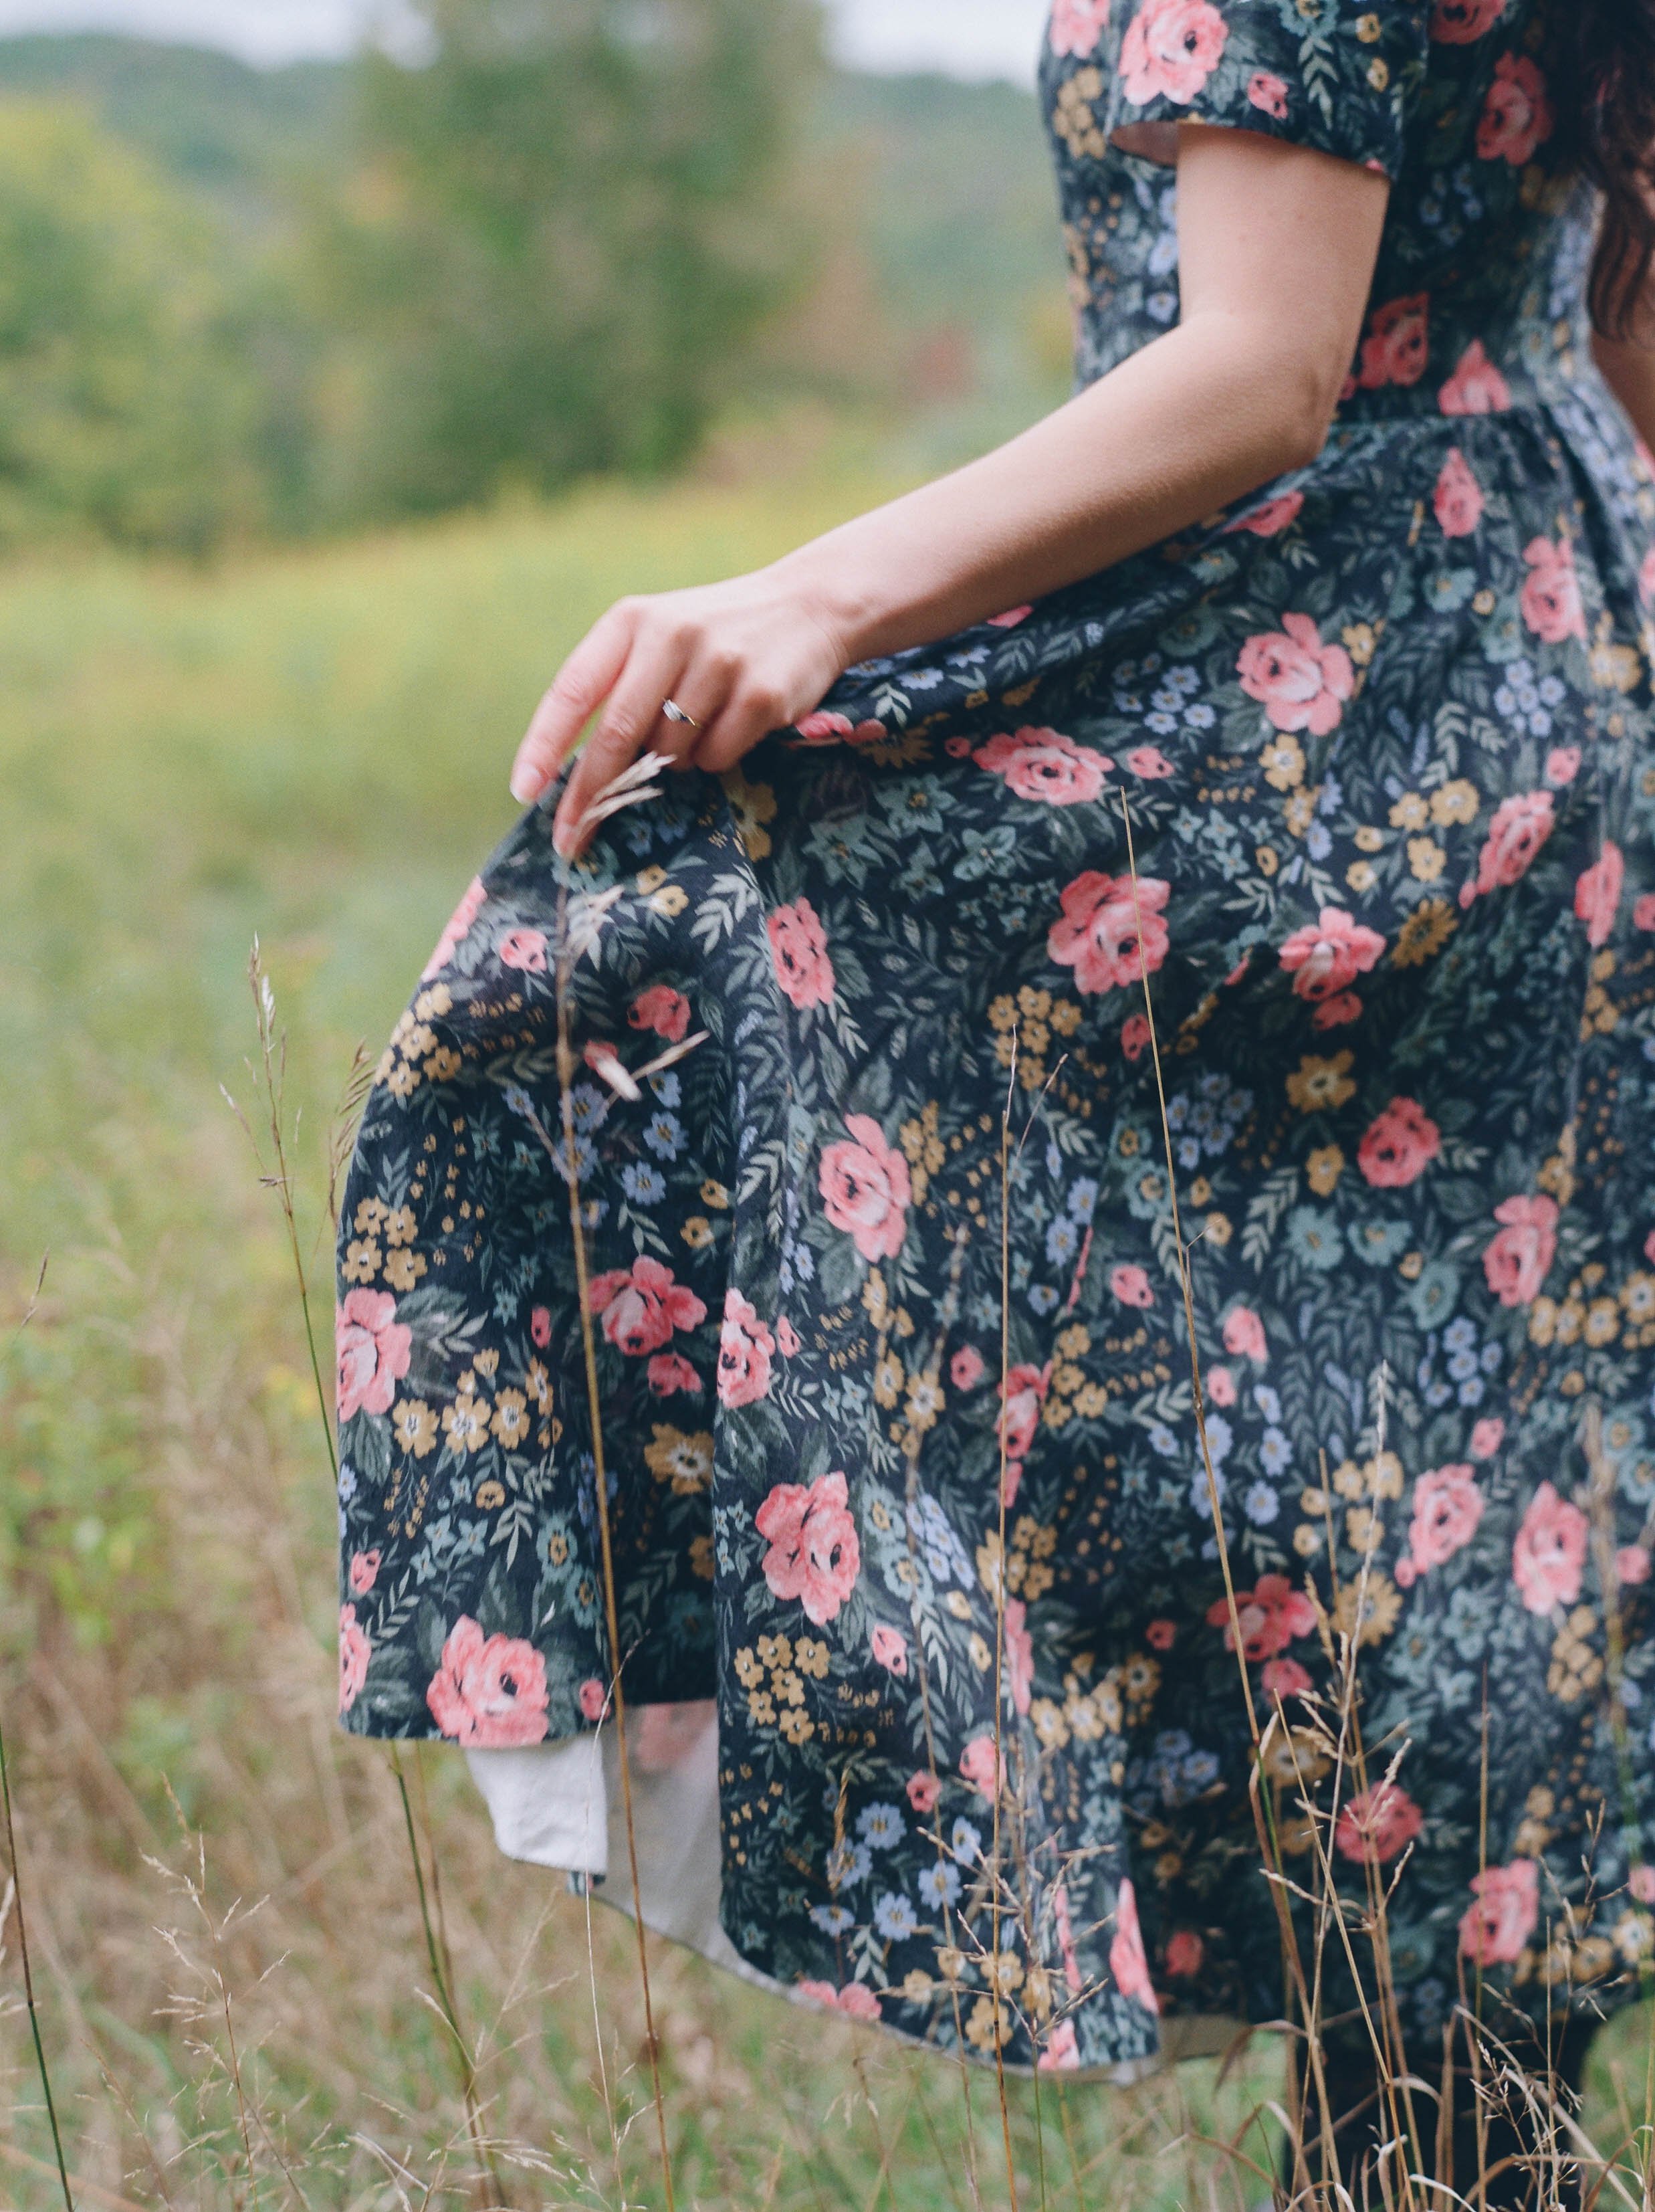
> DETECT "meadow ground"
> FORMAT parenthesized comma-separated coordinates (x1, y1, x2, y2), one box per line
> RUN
(0, 474, 1650, 2209)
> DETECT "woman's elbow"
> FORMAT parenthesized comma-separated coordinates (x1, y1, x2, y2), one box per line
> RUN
(1275, 348, 1347, 471)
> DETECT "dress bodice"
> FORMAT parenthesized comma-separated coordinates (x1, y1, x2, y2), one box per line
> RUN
(1038, 0, 1598, 421)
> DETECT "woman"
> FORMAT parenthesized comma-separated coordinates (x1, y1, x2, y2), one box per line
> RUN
(335, 0, 1655, 2190)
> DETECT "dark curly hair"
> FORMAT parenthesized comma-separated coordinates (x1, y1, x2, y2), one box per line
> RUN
(1558, 1, 1655, 337)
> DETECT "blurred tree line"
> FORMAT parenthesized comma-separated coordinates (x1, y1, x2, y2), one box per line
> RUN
(0, 1, 1068, 556)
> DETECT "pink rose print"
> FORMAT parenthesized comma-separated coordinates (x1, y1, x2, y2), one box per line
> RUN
(422, 875, 486, 981)
(1049, 0, 1110, 57)
(1038, 2021, 1081, 2072)
(629, 985, 691, 1042)
(755, 1469, 859, 1625)
(1208, 1573, 1316, 1662)
(1335, 1781, 1424, 1866)
(1472, 790, 1554, 897)
(1439, 340, 1512, 415)
(498, 927, 546, 973)
(1206, 1363, 1237, 1406)
(1470, 1417, 1505, 1460)
(1476, 52, 1553, 164)
(776, 1314, 802, 1358)
(348, 1548, 381, 1597)
(1121, 1011, 1152, 1060)
(1575, 841, 1624, 948)
(718, 1288, 775, 1407)
(1246, 70, 1290, 120)
(907, 1770, 941, 1813)
(986, 603, 1034, 628)
(818, 1114, 912, 1262)
(1313, 991, 1362, 1031)
(951, 1344, 986, 1389)
(1004, 1597, 1034, 1716)
(1357, 1097, 1442, 1189)
(1165, 1929, 1205, 1977)
(1459, 1859, 1539, 1966)
(1228, 489, 1303, 536)
(1545, 746, 1581, 786)
(336, 1288, 412, 1423)
(425, 1616, 550, 1747)
(1434, 447, 1484, 537)
(531, 1305, 552, 1347)
(1432, 0, 1508, 43)
(1637, 895, 1655, 933)
(339, 1604, 370, 1714)
(797, 1979, 882, 2020)
(1109, 1262, 1155, 1308)
(1047, 870, 1172, 995)
(972, 726, 1113, 804)
(1482, 1193, 1557, 1308)
(587, 1257, 707, 1356)
(1511, 1480, 1587, 1615)
(1403, 1464, 1484, 1578)
(1146, 1618, 1176, 1650)
(1262, 1656, 1312, 1699)
(1109, 1879, 1160, 2013)
(1124, 744, 1174, 777)
(960, 1734, 1004, 1799)
(768, 898, 836, 1011)
(1119, 0, 1228, 106)
(578, 1678, 607, 1722)
(794, 710, 885, 746)
(1279, 908, 1386, 1002)
(1620, 1547, 1652, 1587)
(1357, 294, 1429, 391)
(1237, 614, 1355, 736)
(1521, 536, 1586, 643)
(1000, 1361, 1051, 1462)
(871, 1624, 908, 1676)
(1222, 1305, 1268, 1363)
(647, 1351, 702, 1396)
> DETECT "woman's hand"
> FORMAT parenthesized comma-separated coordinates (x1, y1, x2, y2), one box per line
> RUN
(510, 567, 852, 858)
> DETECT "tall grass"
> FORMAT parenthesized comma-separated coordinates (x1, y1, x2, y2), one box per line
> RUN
(0, 476, 1648, 2206)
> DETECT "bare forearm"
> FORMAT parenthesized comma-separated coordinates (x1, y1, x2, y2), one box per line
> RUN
(773, 312, 1329, 666)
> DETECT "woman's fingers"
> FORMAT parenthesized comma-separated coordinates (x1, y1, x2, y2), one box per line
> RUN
(510, 607, 637, 805)
(689, 676, 792, 776)
(552, 629, 690, 857)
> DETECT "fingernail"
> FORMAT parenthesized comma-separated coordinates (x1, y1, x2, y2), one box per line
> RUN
(552, 819, 573, 859)
(511, 767, 542, 805)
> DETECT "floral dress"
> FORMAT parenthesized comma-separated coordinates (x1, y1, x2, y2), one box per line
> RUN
(336, 0, 1655, 2076)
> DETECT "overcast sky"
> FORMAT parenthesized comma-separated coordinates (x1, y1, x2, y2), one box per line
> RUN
(0, 0, 1051, 79)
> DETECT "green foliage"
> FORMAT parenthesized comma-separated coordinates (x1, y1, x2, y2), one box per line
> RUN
(0, 98, 269, 552)
(336, 0, 826, 512)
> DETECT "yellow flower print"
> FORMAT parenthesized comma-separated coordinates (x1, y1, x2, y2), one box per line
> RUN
(414, 983, 451, 1020)
(649, 884, 689, 918)
(968, 1632, 992, 1672)
(426, 1047, 462, 1082)
(1260, 734, 1305, 791)
(526, 1359, 552, 1410)
(1342, 619, 1377, 662)
(1407, 837, 1446, 882)
(1353, 825, 1384, 853)
(354, 1197, 388, 1232)
(778, 1706, 814, 1746)
(757, 1633, 792, 1674)
(873, 1352, 903, 1408)
(1389, 791, 1428, 830)
(681, 1216, 714, 1249)
(491, 1389, 530, 1447)
(474, 1478, 506, 1510)
(384, 1206, 417, 1247)
(342, 1239, 380, 1285)
(635, 866, 667, 895)
(722, 765, 778, 860)
(1284, 789, 1317, 837)
(383, 1248, 427, 1292)
(794, 1637, 830, 1679)
(1429, 779, 1478, 827)
(1392, 900, 1455, 967)
(393, 1399, 439, 1459)
(443, 1393, 491, 1453)
(1346, 860, 1376, 894)
(700, 1179, 730, 1209)
(1307, 1144, 1345, 1195)
(1287, 1051, 1357, 1112)
(386, 1060, 421, 1100)
(689, 1534, 714, 1580)
(643, 1423, 715, 1494)
(735, 1645, 764, 1690)
(1332, 1571, 1402, 1646)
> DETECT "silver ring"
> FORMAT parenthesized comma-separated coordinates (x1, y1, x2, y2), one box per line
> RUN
(661, 698, 701, 729)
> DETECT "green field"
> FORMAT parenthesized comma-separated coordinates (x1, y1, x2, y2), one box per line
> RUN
(0, 479, 1649, 2208)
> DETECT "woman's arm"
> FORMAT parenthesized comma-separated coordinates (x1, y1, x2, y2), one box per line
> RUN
(515, 125, 1390, 854)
